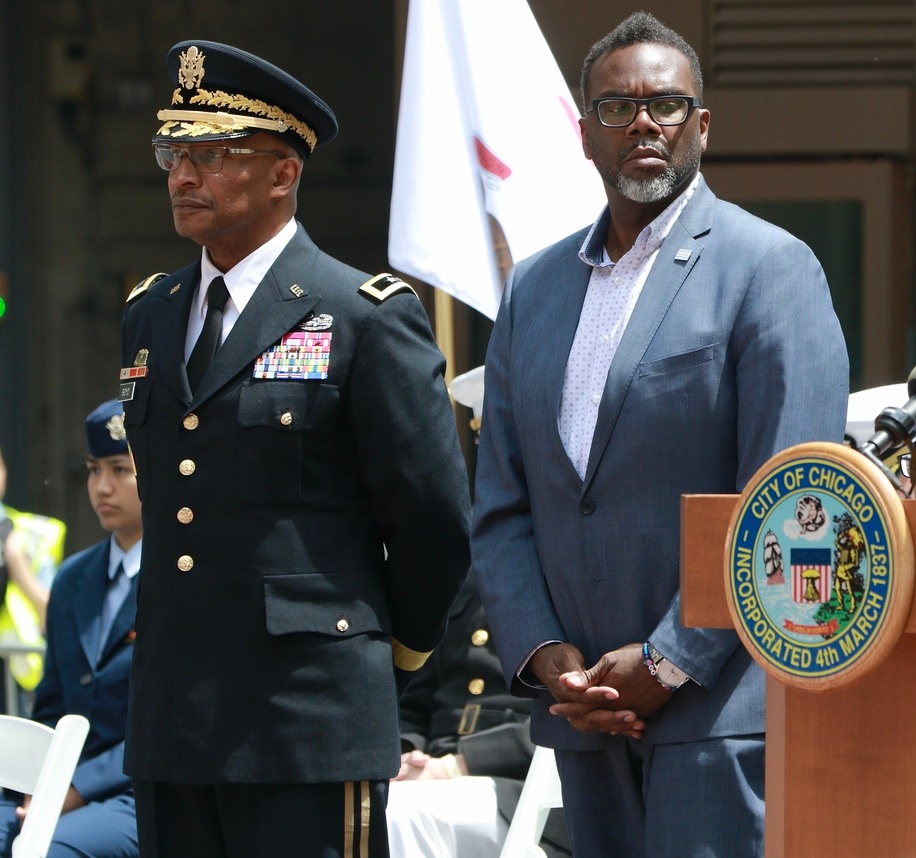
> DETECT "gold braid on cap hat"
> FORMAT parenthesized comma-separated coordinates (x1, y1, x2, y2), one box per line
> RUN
(157, 87, 318, 153)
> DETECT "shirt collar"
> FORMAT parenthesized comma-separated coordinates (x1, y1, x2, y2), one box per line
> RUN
(197, 218, 297, 317)
(578, 172, 702, 267)
(108, 536, 142, 581)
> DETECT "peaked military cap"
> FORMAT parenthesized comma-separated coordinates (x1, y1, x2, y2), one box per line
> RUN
(86, 399, 129, 459)
(153, 40, 338, 157)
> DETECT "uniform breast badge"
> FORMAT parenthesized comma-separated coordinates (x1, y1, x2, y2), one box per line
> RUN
(252, 330, 332, 380)
(118, 349, 149, 401)
(120, 349, 149, 381)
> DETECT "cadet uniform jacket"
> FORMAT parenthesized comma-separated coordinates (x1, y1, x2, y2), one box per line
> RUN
(32, 539, 136, 802)
(120, 224, 470, 785)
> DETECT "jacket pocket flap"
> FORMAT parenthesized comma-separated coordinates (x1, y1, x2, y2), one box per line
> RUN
(263, 572, 386, 637)
(239, 381, 338, 431)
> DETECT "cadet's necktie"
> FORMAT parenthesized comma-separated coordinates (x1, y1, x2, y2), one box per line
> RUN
(97, 561, 130, 662)
(186, 276, 230, 392)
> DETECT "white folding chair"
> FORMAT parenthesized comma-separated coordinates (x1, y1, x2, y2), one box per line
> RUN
(499, 745, 564, 858)
(0, 714, 90, 858)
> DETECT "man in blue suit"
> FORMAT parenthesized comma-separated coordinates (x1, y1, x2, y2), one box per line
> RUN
(471, 12, 849, 858)
(0, 399, 141, 857)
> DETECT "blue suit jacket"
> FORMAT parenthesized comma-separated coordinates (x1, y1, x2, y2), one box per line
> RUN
(31, 539, 136, 801)
(471, 176, 849, 750)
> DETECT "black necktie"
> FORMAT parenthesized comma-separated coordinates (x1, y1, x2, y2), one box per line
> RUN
(186, 276, 230, 392)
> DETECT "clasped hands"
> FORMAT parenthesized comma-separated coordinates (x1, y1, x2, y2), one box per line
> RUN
(393, 748, 467, 781)
(530, 642, 673, 738)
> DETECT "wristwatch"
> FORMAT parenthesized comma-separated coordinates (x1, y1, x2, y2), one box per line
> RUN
(645, 643, 690, 691)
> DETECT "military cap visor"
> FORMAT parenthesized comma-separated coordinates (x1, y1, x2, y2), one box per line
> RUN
(153, 40, 338, 156)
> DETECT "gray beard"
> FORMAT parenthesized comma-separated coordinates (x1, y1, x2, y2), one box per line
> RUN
(616, 168, 680, 203)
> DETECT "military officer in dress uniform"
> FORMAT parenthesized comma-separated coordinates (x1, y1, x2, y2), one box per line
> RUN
(0, 399, 142, 857)
(119, 41, 470, 858)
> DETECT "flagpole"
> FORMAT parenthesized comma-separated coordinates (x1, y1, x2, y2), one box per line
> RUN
(434, 288, 456, 385)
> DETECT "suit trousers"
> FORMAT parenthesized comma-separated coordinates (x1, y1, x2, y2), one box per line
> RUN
(554, 735, 765, 858)
(133, 779, 390, 858)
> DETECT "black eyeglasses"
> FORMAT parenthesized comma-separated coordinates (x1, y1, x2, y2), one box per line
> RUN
(152, 143, 285, 174)
(586, 96, 701, 128)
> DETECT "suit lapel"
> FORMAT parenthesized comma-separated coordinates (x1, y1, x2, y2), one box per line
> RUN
(73, 543, 110, 667)
(545, 253, 593, 480)
(99, 576, 138, 663)
(147, 263, 199, 405)
(583, 181, 715, 490)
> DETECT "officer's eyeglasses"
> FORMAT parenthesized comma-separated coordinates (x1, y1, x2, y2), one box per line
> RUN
(586, 96, 701, 128)
(899, 454, 911, 479)
(153, 143, 285, 174)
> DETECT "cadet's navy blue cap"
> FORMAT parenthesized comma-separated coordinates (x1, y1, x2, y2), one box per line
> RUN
(85, 400, 129, 459)
(153, 40, 338, 157)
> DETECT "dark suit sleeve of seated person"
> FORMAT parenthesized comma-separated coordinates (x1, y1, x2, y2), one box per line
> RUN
(457, 721, 535, 781)
(399, 569, 534, 779)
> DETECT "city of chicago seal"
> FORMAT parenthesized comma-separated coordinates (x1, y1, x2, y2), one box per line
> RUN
(726, 442, 913, 690)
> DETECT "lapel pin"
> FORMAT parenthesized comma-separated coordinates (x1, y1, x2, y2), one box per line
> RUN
(290, 284, 304, 298)
(301, 313, 333, 331)
(674, 248, 692, 262)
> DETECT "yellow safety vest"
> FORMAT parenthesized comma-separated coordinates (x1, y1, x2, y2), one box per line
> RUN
(0, 505, 66, 690)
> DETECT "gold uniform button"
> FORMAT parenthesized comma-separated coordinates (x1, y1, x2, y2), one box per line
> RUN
(468, 678, 485, 696)
(183, 413, 200, 430)
(280, 410, 293, 426)
(336, 618, 350, 633)
(177, 555, 194, 572)
(177, 507, 194, 525)
(179, 459, 196, 476)
(470, 629, 489, 647)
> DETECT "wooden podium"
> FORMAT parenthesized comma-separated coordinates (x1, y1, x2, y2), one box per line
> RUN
(681, 493, 916, 857)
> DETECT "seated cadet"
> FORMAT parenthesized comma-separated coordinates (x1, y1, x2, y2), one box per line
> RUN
(386, 569, 570, 858)
(0, 400, 141, 858)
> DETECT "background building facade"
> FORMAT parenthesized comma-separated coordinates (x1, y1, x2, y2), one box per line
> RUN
(1, 0, 913, 549)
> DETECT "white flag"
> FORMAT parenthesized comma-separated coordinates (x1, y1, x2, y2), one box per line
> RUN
(388, 0, 606, 321)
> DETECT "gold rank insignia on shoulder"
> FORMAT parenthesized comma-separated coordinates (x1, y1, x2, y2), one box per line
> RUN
(358, 273, 418, 304)
(126, 272, 168, 303)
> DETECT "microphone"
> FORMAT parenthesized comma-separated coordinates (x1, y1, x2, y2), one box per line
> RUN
(857, 366, 916, 496)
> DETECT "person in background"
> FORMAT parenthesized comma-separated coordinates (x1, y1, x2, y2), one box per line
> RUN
(0, 446, 65, 716)
(120, 40, 469, 857)
(471, 11, 849, 857)
(0, 449, 48, 630)
(387, 569, 570, 857)
(0, 399, 141, 857)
